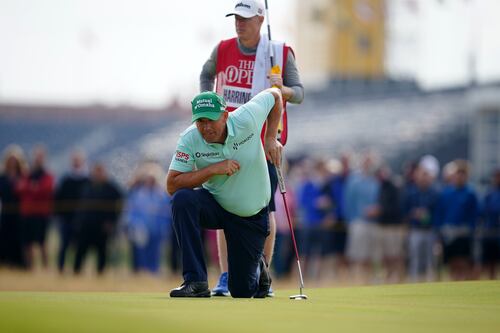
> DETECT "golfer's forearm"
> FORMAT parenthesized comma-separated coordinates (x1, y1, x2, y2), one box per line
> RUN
(265, 89, 283, 139)
(166, 168, 215, 195)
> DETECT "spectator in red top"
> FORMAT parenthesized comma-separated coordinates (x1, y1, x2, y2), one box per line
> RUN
(16, 144, 54, 269)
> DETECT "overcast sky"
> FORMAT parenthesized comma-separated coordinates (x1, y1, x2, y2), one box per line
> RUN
(0, 0, 499, 108)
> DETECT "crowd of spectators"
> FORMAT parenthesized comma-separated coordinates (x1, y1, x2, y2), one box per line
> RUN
(0, 144, 499, 285)
(278, 152, 500, 283)
(0, 144, 172, 275)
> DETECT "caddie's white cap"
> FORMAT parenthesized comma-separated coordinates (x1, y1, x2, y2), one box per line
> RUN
(226, 0, 265, 18)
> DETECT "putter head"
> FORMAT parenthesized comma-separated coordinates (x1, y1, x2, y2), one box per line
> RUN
(289, 294, 308, 300)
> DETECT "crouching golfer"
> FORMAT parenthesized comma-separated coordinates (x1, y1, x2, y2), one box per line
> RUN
(166, 88, 283, 298)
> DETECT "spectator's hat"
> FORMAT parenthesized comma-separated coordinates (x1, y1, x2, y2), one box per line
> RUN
(226, 0, 265, 18)
(419, 155, 439, 178)
(191, 91, 227, 122)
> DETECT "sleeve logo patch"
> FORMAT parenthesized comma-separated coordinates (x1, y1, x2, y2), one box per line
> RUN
(175, 151, 190, 163)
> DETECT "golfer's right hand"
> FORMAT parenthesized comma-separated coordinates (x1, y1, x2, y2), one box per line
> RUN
(264, 137, 283, 167)
(211, 159, 240, 176)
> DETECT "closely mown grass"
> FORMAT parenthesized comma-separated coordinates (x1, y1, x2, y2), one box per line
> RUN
(1, 281, 499, 333)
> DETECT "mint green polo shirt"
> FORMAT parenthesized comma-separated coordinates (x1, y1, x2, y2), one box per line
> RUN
(169, 90, 276, 217)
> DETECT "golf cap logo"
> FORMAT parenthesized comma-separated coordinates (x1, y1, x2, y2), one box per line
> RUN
(226, 0, 264, 18)
(235, 2, 251, 9)
(194, 99, 215, 111)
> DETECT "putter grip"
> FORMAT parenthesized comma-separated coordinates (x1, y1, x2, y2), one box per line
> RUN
(275, 165, 286, 194)
(270, 65, 281, 89)
(271, 65, 281, 75)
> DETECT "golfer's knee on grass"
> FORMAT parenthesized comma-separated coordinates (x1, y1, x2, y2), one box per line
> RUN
(228, 279, 256, 298)
(229, 288, 254, 298)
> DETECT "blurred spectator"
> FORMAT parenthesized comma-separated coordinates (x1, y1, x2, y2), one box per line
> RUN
(374, 165, 405, 283)
(404, 155, 440, 281)
(343, 152, 380, 282)
(273, 168, 296, 279)
(0, 145, 27, 268)
(73, 162, 123, 275)
(54, 150, 89, 273)
(402, 159, 419, 192)
(480, 169, 500, 279)
(436, 160, 479, 280)
(297, 159, 331, 279)
(124, 162, 171, 274)
(16, 145, 54, 269)
(323, 154, 351, 279)
(442, 161, 458, 186)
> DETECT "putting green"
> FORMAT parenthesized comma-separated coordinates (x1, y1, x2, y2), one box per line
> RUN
(1, 281, 499, 333)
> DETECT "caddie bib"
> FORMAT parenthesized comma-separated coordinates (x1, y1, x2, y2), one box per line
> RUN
(215, 37, 290, 145)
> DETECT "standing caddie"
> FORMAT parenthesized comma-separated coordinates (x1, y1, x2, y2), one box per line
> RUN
(166, 88, 283, 298)
(200, 0, 304, 296)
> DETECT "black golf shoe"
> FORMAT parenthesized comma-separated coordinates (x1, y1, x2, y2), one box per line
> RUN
(254, 257, 272, 298)
(170, 281, 211, 297)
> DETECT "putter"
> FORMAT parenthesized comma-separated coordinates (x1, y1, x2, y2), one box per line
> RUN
(266, 0, 306, 299)
(275, 163, 308, 300)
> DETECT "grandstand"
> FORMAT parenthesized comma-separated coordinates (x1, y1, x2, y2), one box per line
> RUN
(0, 102, 186, 184)
(287, 86, 471, 165)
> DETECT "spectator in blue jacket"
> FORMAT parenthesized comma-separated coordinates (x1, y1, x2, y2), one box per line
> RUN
(343, 152, 380, 282)
(436, 160, 479, 280)
(480, 169, 500, 279)
(404, 155, 440, 281)
(324, 154, 351, 279)
(297, 158, 331, 279)
(125, 162, 171, 274)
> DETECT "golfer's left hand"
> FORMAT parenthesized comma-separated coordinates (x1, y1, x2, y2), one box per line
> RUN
(264, 137, 283, 167)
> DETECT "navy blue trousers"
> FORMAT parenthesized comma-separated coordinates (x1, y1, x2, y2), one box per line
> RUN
(171, 188, 269, 298)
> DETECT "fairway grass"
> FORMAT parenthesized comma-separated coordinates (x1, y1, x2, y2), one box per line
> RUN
(1, 281, 499, 333)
